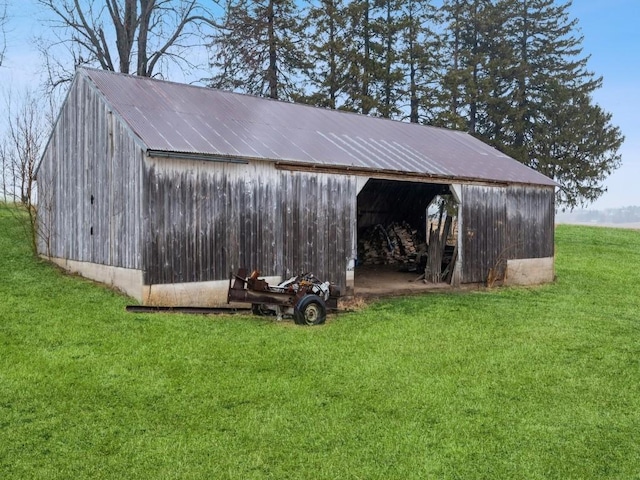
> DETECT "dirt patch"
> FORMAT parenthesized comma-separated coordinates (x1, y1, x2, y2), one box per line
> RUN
(354, 264, 452, 298)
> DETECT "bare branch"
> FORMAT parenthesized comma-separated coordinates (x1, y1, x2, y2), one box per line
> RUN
(1, 88, 48, 206)
(0, 1, 7, 66)
(0, 87, 52, 253)
(146, 1, 200, 76)
(37, 0, 221, 90)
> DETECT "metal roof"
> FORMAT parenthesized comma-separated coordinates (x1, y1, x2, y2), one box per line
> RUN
(83, 68, 556, 187)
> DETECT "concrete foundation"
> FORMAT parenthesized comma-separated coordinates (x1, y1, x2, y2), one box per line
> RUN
(505, 257, 555, 286)
(44, 255, 554, 306)
(46, 256, 144, 301)
(142, 276, 282, 307)
(40, 258, 354, 307)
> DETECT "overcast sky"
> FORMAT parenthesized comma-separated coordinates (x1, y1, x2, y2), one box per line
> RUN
(567, 0, 640, 209)
(2, 0, 638, 210)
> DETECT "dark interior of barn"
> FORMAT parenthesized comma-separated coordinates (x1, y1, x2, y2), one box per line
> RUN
(354, 178, 458, 297)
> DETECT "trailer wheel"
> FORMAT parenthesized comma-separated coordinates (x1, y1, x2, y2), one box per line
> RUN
(293, 295, 327, 326)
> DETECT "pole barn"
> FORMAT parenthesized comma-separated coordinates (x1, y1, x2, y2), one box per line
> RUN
(36, 68, 556, 306)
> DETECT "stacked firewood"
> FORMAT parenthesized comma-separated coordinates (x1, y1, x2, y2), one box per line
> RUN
(358, 222, 420, 265)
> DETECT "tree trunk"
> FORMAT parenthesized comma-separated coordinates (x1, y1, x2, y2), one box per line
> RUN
(267, 0, 278, 99)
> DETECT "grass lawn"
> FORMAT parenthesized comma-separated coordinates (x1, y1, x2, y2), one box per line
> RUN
(1, 206, 639, 479)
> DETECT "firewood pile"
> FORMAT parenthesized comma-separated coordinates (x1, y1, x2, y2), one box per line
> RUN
(358, 222, 421, 265)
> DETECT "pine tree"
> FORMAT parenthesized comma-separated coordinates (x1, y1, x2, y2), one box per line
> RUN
(436, 0, 623, 207)
(300, 0, 350, 109)
(396, 0, 442, 123)
(531, 78, 623, 208)
(304, 0, 440, 120)
(437, 0, 496, 132)
(371, 0, 404, 118)
(302, 0, 405, 117)
(499, 0, 623, 207)
(339, 0, 378, 114)
(208, 0, 309, 101)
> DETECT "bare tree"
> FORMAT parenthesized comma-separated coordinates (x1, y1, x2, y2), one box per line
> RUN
(0, 88, 49, 253)
(36, 0, 219, 90)
(0, 1, 7, 66)
(2, 90, 46, 204)
(0, 137, 9, 201)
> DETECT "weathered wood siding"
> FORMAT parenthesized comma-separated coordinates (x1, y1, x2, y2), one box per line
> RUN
(506, 185, 555, 259)
(143, 159, 357, 292)
(461, 185, 508, 283)
(460, 184, 555, 283)
(37, 72, 144, 269)
(281, 171, 357, 288)
(37, 69, 554, 294)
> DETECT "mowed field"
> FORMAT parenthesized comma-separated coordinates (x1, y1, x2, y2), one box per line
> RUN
(1, 206, 639, 479)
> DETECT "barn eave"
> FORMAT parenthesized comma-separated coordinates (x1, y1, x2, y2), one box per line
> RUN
(144, 148, 556, 189)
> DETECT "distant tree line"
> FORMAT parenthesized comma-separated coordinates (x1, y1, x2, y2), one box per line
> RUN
(0, 0, 626, 211)
(557, 206, 640, 225)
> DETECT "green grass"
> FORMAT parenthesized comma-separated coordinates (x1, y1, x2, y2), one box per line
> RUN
(1, 206, 639, 479)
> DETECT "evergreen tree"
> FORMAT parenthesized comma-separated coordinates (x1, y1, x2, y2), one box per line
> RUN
(436, 0, 623, 207)
(531, 79, 623, 207)
(304, 0, 440, 120)
(302, 0, 405, 117)
(300, 0, 350, 109)
(437, 0, 496, 132)
(339, 0, 377, 114)
(208, 0, 308, 101)
(464, 0, 514, 143)
(371, 0, 404, 118)
(499, 0, 623, 207)
(397, 0, 442, 123)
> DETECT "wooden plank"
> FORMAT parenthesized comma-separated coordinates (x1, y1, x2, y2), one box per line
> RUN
(461, 184, 507, 283)
(39, 74, 359, 291)
(37, 72, 144, 270)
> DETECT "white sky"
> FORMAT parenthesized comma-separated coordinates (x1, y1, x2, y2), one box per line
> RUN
(2, 0, 638, 210)
(568, 0, 640, 209)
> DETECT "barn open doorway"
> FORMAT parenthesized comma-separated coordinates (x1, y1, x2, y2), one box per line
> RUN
(354, 178, 459, 297)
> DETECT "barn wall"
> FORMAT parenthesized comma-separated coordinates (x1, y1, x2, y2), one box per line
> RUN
(37, 72, 144, 270)
(460, 184, 508, 283)
(280, 171, 357, 292)
(506, 185, 555, 259)
(460, 184, 555, 284)
(142, 159, 358, 294)
(143, 159, 281, 285)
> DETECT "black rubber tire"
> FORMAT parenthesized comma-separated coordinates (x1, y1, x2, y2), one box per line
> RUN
(293, 295, 327, 326)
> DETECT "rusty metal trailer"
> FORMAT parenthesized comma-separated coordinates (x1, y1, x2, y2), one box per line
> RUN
(227, 269, 340, 325)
